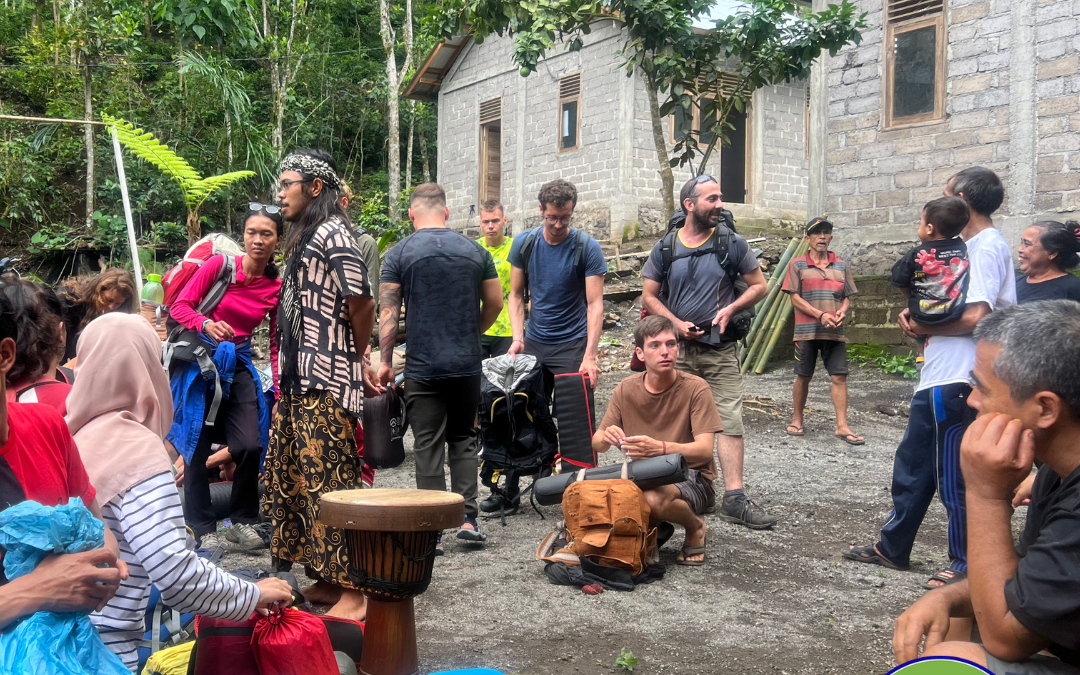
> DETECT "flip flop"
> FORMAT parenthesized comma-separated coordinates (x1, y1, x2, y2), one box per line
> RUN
(923, 568, 966, 590)
(842, 544, 908, 571)
(676, 544, 707, 566)
(786, 425, 805, 436)
(835, 432, 865, 445)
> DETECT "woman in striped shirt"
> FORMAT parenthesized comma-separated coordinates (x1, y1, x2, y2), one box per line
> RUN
(65, 314, 292, 670)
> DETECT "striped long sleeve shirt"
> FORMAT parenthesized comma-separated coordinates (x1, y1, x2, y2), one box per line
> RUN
(91, 472, 260, 670)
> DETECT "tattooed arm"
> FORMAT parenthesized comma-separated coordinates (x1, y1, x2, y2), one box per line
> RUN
(377, 282, 402, 386)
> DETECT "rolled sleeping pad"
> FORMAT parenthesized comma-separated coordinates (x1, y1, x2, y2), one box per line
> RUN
(533, 453, 689, 506)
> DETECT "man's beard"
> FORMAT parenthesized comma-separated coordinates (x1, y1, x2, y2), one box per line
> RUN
(690, 206, 722, 228)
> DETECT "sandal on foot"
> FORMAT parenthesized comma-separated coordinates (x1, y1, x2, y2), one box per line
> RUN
(676, 544, 707, 566)
(835, 432, 865, 445)
(842, 544, 908, 571)
(456, 515, 487, 543)
(923, 568, 966, 590)
(786, 425, 805, 436)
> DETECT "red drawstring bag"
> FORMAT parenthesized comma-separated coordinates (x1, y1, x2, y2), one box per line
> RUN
(250, 608, 339, 675)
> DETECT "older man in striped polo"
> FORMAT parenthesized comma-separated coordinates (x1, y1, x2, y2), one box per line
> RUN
(781, 217, 862, 445)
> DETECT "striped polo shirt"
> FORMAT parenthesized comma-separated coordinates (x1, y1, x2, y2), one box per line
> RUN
(781, 251, 858, 342)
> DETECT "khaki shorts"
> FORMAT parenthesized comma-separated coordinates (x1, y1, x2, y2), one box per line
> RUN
(676, 340, 744, 437)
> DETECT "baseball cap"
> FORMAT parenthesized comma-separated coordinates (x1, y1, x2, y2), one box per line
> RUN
(805, 217, 833, 235)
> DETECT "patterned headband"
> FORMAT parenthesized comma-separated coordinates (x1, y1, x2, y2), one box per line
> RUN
(280, 153, 342, 190)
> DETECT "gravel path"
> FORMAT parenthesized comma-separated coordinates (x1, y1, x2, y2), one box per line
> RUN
(224, 324, 1012, 675)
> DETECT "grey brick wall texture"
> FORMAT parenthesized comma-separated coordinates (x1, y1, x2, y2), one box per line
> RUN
(822, 0, 1080, 271)
(436, 23, 809, 239)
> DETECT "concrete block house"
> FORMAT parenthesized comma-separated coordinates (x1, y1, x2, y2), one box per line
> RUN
(405, 21, 812, 240)
(806, 0, 1080, 272)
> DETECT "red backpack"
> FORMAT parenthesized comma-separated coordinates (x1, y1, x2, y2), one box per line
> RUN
(162, 233, 243, 308)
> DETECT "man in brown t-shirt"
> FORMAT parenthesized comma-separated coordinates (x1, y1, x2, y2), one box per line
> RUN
(591, 315, 723, 565)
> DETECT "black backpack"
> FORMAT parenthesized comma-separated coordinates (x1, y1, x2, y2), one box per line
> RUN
(478, 354, 558, 509)
(516, 227, 594, 304)
(655, 211, 756, 341)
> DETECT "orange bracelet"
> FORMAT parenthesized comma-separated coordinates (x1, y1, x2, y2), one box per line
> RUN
(662, 441, 667, 455)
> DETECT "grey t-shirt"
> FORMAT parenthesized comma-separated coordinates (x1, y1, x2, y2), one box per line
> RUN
(641, 228, 759, 345)
(381, 228, 497, 380)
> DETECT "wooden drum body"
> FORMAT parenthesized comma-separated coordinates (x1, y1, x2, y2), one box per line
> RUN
(321, 489, 464, 675)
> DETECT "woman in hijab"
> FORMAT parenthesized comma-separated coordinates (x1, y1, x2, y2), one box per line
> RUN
(65, 314, 292, 671)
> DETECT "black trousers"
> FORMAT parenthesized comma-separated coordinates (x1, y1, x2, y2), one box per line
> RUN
(403, 375, 482, 518)
(183, 367, 263, 538)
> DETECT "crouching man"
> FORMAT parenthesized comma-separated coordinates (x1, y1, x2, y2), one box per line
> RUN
(590, 315, 722, 566)
(893, 299, 1080, 674)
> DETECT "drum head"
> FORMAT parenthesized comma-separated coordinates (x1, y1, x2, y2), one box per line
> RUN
(320, 488, 465, 532)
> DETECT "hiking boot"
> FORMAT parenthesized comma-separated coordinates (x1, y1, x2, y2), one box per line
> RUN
(225, 522, 268, 551)
(718, 495, 777, 530)
(479, 493, 520, 513)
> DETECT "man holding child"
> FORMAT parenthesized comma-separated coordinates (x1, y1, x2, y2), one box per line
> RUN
(844, 167, 1015, 590)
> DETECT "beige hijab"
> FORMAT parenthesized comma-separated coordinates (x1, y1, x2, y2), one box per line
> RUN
(66, 313, 174, 505)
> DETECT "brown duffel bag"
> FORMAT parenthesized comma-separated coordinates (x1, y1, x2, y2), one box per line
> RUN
(560, 462, 657, 576)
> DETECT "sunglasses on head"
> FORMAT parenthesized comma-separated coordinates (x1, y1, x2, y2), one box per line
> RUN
(248, 202, 282, 215)
(694, 174, 717, 185)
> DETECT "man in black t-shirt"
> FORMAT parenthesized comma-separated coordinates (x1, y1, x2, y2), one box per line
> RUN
(893, 300, 1080, 675)
(378, 183, 503, 544)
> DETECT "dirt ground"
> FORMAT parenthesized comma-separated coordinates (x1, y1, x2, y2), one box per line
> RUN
(226, 305, 978, 675)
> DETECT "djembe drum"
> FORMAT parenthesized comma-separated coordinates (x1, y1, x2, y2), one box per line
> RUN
(320, 488, 464, 675)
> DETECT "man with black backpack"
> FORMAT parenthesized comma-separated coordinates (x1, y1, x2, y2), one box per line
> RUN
(498, 179, 607, 512)
(641, 175, 776, 530)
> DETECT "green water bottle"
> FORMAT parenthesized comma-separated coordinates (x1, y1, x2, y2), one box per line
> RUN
(142, 273, 165, 305)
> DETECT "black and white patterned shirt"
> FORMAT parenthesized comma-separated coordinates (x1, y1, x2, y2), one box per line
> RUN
(284, 217, 371, 415)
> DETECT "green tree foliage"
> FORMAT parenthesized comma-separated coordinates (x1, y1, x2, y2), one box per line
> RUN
(434, 0, 865, 217)
(0, 0, 438, 254)
(104, 113, 255, 244)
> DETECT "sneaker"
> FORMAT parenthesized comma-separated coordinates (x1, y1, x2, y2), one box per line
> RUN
(718, 495, 777, 530)
(456, 515, 487, 543)
(197, 532, 227, 552)
(225, 522, 269, 551)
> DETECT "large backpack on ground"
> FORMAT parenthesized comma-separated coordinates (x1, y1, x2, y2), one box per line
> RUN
(162, 233, 244, 308)
(516, 227, 594, 304)
(478, 354, 558, 508)
(561, 463, 657, 576)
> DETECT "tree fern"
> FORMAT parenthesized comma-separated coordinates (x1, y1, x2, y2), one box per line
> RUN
(103, 114, 255, 245)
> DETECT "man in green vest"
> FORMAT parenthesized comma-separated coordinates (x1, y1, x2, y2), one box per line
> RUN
(476, 198, 514, 358)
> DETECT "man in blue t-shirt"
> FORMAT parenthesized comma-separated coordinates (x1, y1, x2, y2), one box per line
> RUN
(493, 180, 605, 512)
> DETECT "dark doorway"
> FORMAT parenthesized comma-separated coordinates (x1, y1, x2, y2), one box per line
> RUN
(720, 111, 748, 204)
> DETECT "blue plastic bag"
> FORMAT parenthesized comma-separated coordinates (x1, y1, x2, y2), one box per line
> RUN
(0, 499, 130, 675)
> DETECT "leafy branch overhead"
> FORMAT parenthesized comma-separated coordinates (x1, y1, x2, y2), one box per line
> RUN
(103, 113, 254, 245)
(434, 0, 866, 175)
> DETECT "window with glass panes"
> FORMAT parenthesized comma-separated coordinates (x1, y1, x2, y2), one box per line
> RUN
(884, 0, 946, 128)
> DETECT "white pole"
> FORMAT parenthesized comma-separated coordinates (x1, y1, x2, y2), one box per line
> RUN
(110, 127, 143, 298)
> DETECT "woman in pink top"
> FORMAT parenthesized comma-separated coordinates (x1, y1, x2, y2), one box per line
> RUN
(167, 205, 282, 551)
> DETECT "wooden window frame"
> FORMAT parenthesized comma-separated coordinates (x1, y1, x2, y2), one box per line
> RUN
(557, 71, 583, 154)
(884, 12, 947, 130)
(478, 96, 502, 203)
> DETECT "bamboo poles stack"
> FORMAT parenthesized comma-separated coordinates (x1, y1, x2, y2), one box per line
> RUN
(740, 235, 808, 374)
